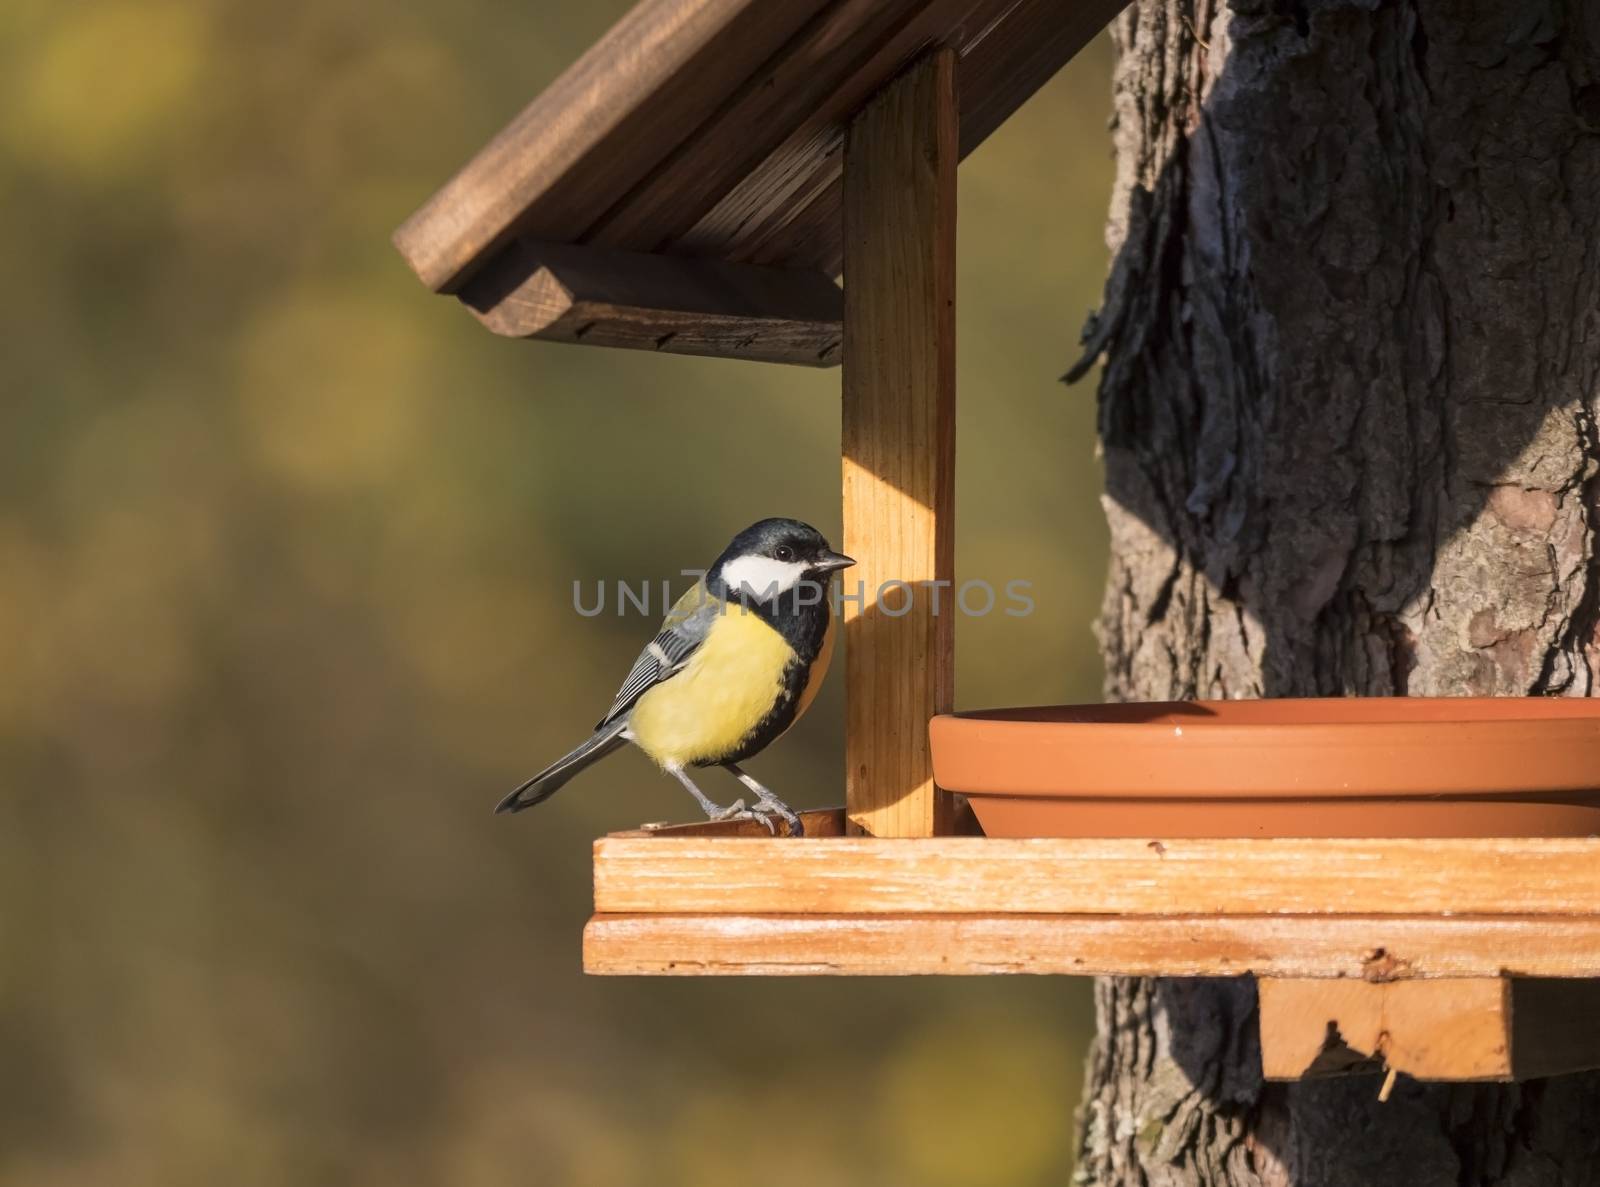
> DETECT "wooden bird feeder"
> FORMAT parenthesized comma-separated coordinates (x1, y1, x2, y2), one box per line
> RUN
(397, 0, 1600, 1085)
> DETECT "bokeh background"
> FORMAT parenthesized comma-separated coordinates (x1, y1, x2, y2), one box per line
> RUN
(0, 3, 1114, 1183)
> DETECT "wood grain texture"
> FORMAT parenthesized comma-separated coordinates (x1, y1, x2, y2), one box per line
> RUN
(1259, 977, 1600, 1081)
(392, 0, 826, 291)
(1259, 978, 1514, 1080)
(395, 0, 1132, 296)
(841, 50, 957, 838)
(954, 0, 1127, 154)
(669, 0, 992, 268)
(459, 240, 842, 366)
(583, 914, 1600, 978)
(591, 834, 1600, 915)
(717, 0, 1135, 274)
(586, 0, 953, 253)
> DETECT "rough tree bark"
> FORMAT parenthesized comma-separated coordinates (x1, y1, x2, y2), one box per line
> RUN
(1070, 1, 1600, 1184)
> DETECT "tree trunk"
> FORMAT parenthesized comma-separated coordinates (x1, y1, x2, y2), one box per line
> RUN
(1072, 1, 1600, 1184)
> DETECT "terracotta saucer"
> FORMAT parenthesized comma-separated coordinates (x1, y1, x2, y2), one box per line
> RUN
(929, 698, 1600, 838)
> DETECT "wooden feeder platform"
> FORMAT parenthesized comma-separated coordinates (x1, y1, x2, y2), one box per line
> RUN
(400, 0, 1600, 1087)
(587, 810, 1600, 1081)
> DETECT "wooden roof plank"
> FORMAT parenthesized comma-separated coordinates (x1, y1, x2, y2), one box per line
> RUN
(460, 240, 843, 367)
(582, 913, 1600, 978)
(395, 0, 1132, 299)
(656, 0, 998, 267)
(956, 0, 1126, 152)
(706, 0, 1133, 273)
(583, 0, 948, 254)
(393, 0, 830, 292)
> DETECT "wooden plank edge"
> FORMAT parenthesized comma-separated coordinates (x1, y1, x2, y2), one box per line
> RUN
(620, 807, 850, 839)
(393, 0, 829, 292)
(956, 0, 1130, 152)
(581, 913, 1600, 978)
(458, 240, 842, 367)
(610, 802, 980, 838)
(591, 835, 1600, 916)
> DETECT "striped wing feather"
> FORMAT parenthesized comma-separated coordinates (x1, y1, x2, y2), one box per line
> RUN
(597, 581, 720, 727)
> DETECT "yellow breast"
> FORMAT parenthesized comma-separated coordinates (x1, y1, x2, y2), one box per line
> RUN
(628, 609, 798, 768)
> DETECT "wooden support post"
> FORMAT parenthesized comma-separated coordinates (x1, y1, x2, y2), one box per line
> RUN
(841, 49, 957, 838)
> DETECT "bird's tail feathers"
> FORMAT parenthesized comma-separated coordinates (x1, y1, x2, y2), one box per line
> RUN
(495, 719, 630, 815)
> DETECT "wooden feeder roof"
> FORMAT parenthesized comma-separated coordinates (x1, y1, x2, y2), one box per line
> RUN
(393, 0, 1126, 365)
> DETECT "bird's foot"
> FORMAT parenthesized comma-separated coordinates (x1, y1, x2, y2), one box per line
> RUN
(751, 795, 804, 837)
(736, 807, 781, 835)
(704, 798, 803, 836)
(705, 800, 775, 835)
(722, 763, 805, 837)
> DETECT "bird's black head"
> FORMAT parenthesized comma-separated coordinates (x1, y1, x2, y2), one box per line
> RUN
(710, 518, 855, 603)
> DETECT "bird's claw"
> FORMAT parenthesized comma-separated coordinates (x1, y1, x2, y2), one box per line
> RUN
(705, 798, 805, 836)
(708, 799, 776, 834)
(720, 764, 804, 836)
(742, 808, 780, 835)
(755, 797, 804, 837)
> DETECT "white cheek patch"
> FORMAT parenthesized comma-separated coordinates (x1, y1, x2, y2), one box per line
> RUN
(722, 555, 809, 600)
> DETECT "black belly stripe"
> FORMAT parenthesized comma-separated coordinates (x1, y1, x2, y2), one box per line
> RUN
(692, 592, 832, 768)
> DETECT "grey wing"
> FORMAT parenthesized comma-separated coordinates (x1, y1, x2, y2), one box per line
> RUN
(596, 582, 720, 728)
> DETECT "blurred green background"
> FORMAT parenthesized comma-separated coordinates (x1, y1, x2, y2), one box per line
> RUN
(0, 3, 1113, 1183)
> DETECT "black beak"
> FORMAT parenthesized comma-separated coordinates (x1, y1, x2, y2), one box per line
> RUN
(815, 550, 856, 573)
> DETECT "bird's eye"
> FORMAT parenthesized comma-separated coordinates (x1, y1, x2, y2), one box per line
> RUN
(774, 545, 795, 562)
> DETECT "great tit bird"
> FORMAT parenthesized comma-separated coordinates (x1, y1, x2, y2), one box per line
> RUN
(496, 518, 855, 835)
